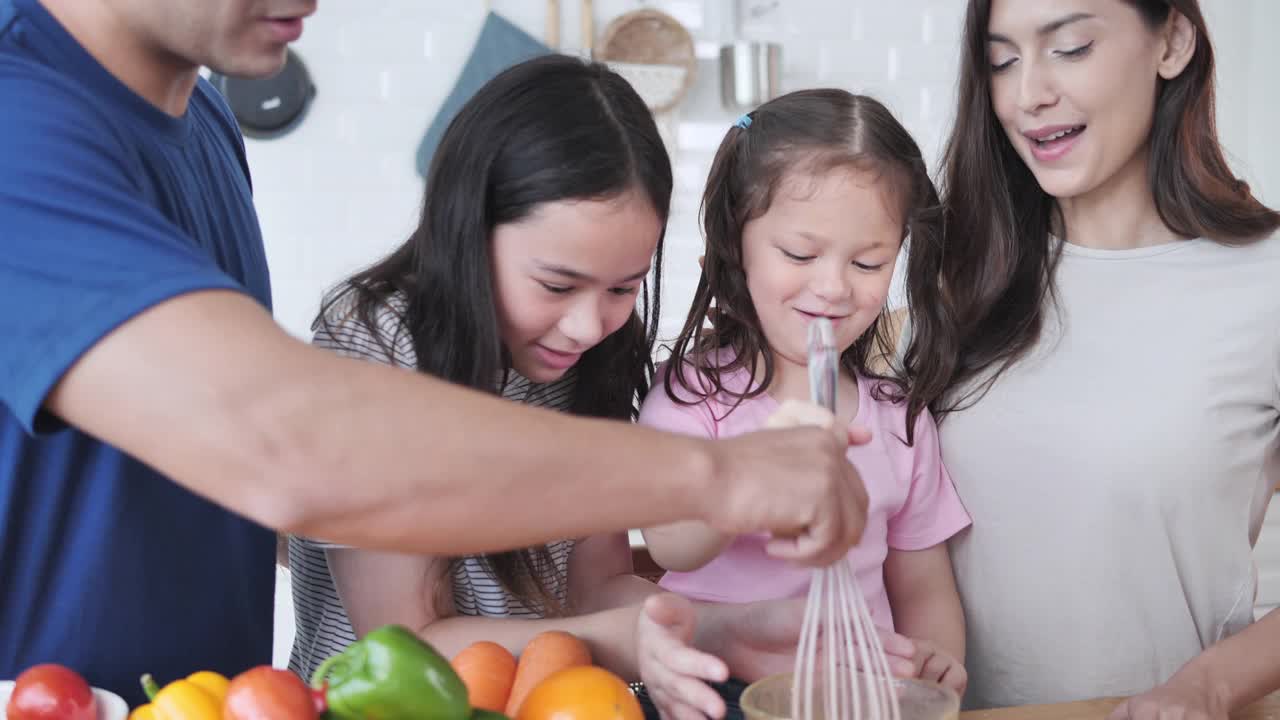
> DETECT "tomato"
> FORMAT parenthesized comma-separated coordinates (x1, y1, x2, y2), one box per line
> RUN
(6, 663, 97, 720)
(515, 666, 643, 720)
(222, 666, 318, 720)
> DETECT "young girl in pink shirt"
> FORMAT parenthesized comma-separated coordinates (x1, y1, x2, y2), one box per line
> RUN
(635, 89, 971, 718)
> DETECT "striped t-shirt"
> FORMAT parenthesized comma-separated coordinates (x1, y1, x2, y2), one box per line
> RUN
(288, 291, 576, 679)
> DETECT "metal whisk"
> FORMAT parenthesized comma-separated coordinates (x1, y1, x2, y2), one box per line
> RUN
(791, 317, 902, 720)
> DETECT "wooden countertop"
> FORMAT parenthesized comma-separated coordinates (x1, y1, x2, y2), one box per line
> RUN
(961, 693, 1280, 720)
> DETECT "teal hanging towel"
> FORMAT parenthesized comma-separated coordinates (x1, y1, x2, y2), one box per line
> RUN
(414, 12, 549, 179)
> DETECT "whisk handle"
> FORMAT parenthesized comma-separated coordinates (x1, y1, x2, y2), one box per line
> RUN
(807, 317, 838, 413)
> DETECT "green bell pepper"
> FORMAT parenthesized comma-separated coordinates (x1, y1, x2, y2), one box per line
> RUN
(311, 624, 471, 720)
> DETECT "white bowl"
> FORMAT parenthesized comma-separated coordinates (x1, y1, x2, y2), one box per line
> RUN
(0, 680, 130, 720)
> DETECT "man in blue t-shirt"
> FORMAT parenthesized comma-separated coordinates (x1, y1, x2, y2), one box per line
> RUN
(0, 0, 871, 705)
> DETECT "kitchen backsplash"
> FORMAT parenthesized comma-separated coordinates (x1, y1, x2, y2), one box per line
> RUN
(245, 0, 1277, 343)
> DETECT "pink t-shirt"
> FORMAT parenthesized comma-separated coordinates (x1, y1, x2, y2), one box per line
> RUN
(639, 356, 971, 631)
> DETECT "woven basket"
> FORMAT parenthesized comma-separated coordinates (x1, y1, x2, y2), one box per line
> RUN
(595, 9, 696, 113)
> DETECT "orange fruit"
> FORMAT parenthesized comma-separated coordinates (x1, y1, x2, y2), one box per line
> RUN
(515, 666, 643, 720)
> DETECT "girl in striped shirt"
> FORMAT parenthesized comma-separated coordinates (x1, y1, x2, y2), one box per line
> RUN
(288, 53, 669, 679)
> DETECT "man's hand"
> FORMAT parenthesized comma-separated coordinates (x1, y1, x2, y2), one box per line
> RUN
(705, 423, 868, 566)
(702, 399, 870, 566)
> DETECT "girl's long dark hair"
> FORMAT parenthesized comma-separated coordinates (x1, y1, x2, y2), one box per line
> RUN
(666, 90, 943, 444)
(905, 0, 1280, 417)
(316, 55, 671, 616)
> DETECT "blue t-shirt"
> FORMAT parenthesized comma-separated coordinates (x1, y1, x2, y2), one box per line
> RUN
(0, 0, 275, 703)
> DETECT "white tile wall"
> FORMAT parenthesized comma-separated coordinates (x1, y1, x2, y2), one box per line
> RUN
(250, 0, 1279, 341)
(251, 1, 1280, 664)
(250, 0, 977, 343)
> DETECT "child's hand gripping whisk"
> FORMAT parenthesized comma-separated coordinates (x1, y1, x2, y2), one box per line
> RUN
(792, 317, 903, 720)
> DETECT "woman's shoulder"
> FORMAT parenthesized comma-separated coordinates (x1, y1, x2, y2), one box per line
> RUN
(1190, 231, 1280, 306)
(1186, 228, 1280, 263)
(1242, 227, 1280, 262)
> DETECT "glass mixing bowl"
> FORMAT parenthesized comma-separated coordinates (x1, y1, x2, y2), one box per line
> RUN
(740, 673, 960, 720)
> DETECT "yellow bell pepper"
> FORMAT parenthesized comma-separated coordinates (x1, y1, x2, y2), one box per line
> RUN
(184, 671, 230, 703)
(127, 706, 157, 720)
(128, 672, 226, 720)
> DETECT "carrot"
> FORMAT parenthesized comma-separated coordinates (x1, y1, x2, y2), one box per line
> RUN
(504, 631, 593, 717)
(452, 641, 518, 713)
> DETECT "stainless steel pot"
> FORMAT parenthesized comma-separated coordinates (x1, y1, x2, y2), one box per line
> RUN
(719, 41, 781, 110)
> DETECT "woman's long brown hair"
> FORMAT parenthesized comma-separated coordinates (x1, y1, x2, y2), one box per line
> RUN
(904, 0, 1280, 418)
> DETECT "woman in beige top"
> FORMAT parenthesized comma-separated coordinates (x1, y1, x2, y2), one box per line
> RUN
(900, 0, 1280, 717)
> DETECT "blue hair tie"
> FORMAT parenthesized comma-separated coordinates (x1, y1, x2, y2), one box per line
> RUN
(734, 114, 753, 130)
